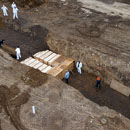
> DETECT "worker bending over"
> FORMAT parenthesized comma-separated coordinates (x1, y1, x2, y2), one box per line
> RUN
(64, 70, 70, 84)
(1, 5, 8, 16)
(76, 61, 82, 74)
(15, 46, 21, 60)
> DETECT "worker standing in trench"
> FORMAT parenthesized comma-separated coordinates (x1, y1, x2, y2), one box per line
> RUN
(64, 70, 70, 84)
(76, 61, 83, 74)
(0, 40, 5, 47)
(96, 76, 101, 89)
(13, 7, 19, 19)
(15, 46, 21, 60)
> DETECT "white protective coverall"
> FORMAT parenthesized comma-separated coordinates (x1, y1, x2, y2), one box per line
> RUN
(11, 2, 16, 9)
(1, 5, 8, 16)
(13, 7, 18, 19)
(15, 47, 21, 60)
(76, 61, 82, 74)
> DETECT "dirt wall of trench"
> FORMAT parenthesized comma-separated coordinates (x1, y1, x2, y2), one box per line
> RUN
(1, 0, 130, 88)
(8, 17, 130, 88)
(47, 33, 130, 87)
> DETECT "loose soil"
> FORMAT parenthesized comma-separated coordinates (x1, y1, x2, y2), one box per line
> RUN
(22, 68, 48, 87)
(0, 24, 49, 60)
(0, 0, 130, 129)
(0, 18, 130, 121)
(66, 70, 130, 119)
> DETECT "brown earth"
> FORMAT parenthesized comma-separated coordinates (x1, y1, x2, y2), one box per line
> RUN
(0, 34, 130, 130)
(0, 22, 130, 120)
(0, 0, 130, 129)
(67, 69, 130, 119)
(3, 0, 47, 7)
(0, 49, 129, 130)
(0, 24, 49, 60)
(22, 68, 48, 87)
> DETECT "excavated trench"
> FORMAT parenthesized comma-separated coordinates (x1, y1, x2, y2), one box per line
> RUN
(0, 21, 130, 121)
(0, 22, 49, 60)
(68, 70, 130, 119)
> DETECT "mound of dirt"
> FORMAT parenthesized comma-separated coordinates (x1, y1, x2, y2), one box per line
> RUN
(21, 68, 48, 87)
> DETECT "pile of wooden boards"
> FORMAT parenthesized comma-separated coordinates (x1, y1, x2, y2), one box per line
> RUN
(21, 50, 74, 79)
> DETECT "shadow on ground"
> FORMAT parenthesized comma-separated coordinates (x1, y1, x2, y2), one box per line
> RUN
(63, 69, 130, 119)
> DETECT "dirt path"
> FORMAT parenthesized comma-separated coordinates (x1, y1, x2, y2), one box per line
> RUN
(66, 69, 130, 119)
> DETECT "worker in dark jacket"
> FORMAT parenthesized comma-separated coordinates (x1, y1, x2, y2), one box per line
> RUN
(0, 40, 5, 48)
(96, 76, 101, 89)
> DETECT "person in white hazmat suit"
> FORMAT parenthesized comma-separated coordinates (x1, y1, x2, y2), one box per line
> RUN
(76, 61, 82, 74)
(15, 46, 21, 60)
(11, 2, 17, 9)
(13, 7, 18, 19)
(11, 2, 17, 15)
(1, 5, 8, 16)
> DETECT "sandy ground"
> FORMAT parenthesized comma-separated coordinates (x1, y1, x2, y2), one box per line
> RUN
(0, 20, 129, 120)
(78, 0, 130, 18)
(0, 0, 130, 129)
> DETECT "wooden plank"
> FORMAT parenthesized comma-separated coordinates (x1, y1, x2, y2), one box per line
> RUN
(39, 51, 53, 62)
(33, 62, 43, 69)
(110, 79, 130, 97)
(33, 52, 40, 57)
(51, 55, 66, 67)
(21, 57, 32, 64)
(58, 58, 74, 79)
(47, 58, 74, 79)
(59, 58, 74, 69)
(44, 53, 57, 64)
(28, 60, 40, 67)
(47, 67, 63, 78)
(48, 55, 61, 65)
(34, 50, 49, 58)
(41, 66, 52, 73)
(38, 64, 47, 71)
(24, 58, 36, 65)
(55, 55, 66, 63)
(51, 61, 60, 67)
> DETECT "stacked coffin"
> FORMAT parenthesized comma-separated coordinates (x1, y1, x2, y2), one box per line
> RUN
(21, 50, 74, 79)
(21, 57, 52, 73)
